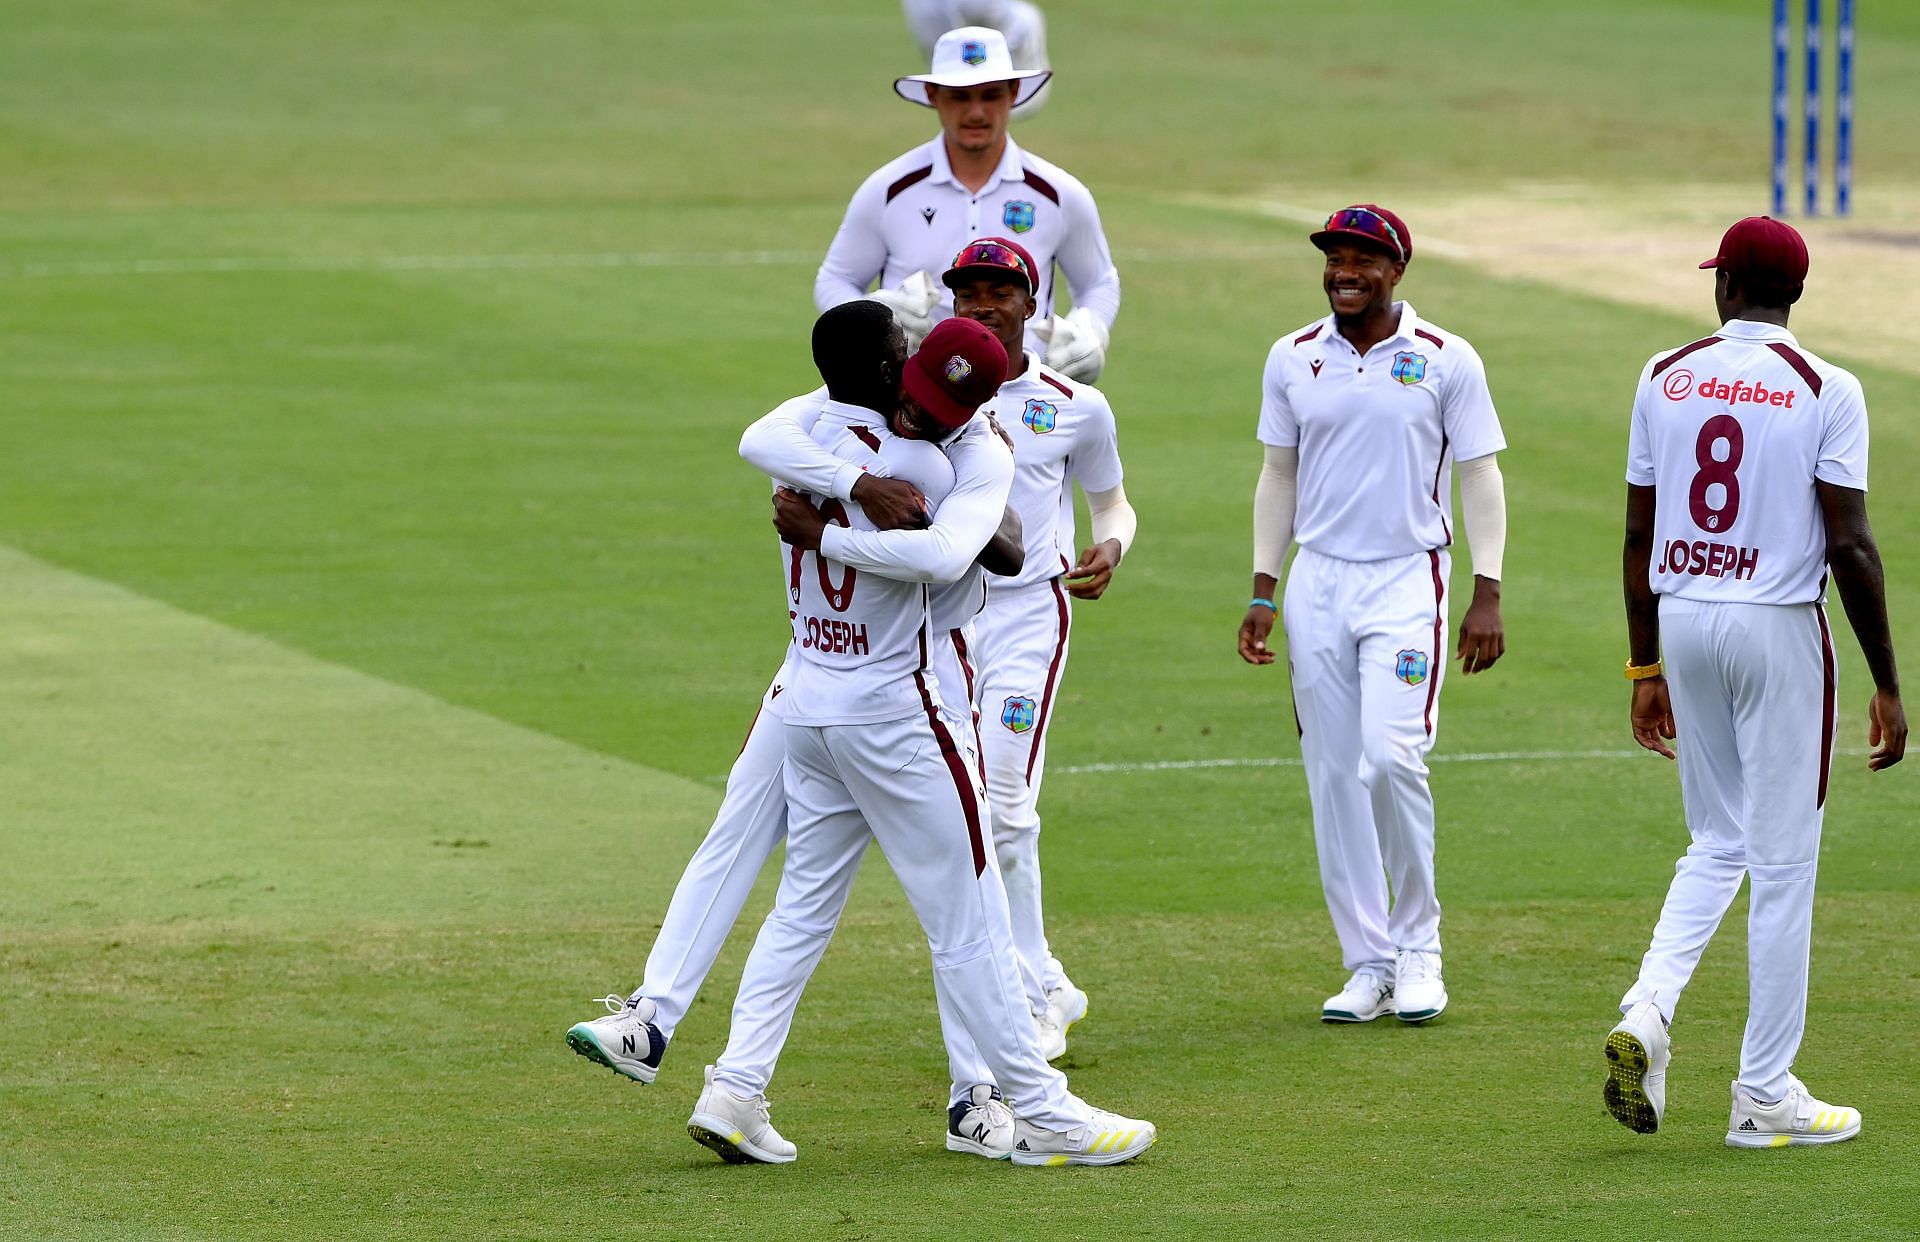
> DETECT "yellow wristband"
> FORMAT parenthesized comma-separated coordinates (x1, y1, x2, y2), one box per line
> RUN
(1625, 660, 1664, 681)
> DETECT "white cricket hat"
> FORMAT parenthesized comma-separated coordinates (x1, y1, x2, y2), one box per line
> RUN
(893, 27, 1052, 110)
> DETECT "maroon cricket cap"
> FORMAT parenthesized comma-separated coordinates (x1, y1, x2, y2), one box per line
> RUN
(903, 317, 1008, 428)
(942, 236, 1039, 294)
(1310, 203, 1413, 263)
(1700, 216, 1809, 283)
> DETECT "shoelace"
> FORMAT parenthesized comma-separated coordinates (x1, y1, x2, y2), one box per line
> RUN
(593, 994, 633, 1015)
(1401, 953, 1440, 983)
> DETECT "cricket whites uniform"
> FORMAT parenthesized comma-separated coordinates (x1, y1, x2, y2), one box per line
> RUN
(1259, 303, 1505, 976)
(1619, 319, 1866, 1103)
(713, 410, 1096, 1132)
(815, 136, 1119, 357)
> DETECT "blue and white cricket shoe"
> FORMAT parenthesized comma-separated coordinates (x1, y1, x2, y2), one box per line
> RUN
(565, 994, 667, 1084)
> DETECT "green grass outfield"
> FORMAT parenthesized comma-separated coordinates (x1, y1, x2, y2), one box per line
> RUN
(4, 1, 1920, 1237)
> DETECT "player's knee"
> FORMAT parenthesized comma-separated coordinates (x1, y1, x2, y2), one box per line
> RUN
(1359, 736, 1426, 788)
(765, 909, 839, 942)
(1748, 858, 1815, 886)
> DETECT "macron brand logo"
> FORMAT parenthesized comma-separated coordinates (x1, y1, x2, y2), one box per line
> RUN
(1665, 369, 1799, 408)
(1310, 360, 1324, 378)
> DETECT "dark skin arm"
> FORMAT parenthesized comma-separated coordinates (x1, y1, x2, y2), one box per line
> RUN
(1818, 480, 1906, 769)
(977, 506, 1025, 577)
(1064, 539, 1122, 600)
(1238, 571, 1280, 665)
(849, 474, 929, 531)
(773, 487, 827, 549)
(1624, 483, 1676, 759)
(1456, 576, 1505, 674)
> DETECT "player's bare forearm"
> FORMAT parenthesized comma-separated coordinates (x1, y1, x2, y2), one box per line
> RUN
(1623, 485, 1660, 665)
(976, 505, 1024, 577)
(1238, 571, 1280, 665)
(1455, 575, 1504, 674)
(1818, 481, 1899, 694)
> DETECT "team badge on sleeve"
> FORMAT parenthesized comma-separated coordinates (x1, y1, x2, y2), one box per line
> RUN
(1391, 352, 1428, 385)
(1021, 398, 1057, 434)
(1003, 201, 1035, 234)
(1394, 649, 1430, 686)
(1001, 695, 1037, 734)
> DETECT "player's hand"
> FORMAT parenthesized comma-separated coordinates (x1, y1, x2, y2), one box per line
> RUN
(1239, 606, 1277, 665)
(1630, 677, 1676, 760)
(1063, 539, 1120, 599)
(1867, 689, 1906, 770)
(849, 474, 929, 531)
(1455, 576, 1505, 674)
(771, 487, 827, 550)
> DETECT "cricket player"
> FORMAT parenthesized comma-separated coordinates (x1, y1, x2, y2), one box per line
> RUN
(692, 317, 1156, 1167)
(1604, 216, 1905, 1148)
(1237, 205, 1510, 1026)
(815, 26, 1119, 381)
(901, 0, 1051, 111)
(943, 236, 1136, 1053)
(566, 303, 1026, 1158)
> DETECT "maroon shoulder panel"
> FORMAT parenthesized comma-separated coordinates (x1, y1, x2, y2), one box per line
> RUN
(885, 165, 934, 203)
(1650, 335, 1722, 379)
(1039, 371, 1073, 398)
(1767, 342, 1824, 396)
(1022, 168, 1060, 205)
(1413, 328, 1445, 350)
(1294, 324, 1325, 346)
(849, 425, 882, 451)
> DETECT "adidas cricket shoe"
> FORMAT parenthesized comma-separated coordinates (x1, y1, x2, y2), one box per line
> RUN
(1321, 968, 1395, 1023)
(946, 1084, 1014, 1160)
(565, 994, 666, 1084)
(1725, 1075, 1861, 1148)
(1044, 974, 1090, 1041)
(1010, 1108, 1156, 1167)
(1602, 1001, 1670, 1134)
(1394, 950, 1447, 1024)
(686, 1064, 797, 1164)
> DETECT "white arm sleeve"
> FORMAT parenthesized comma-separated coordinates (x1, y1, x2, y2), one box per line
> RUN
(820, 432, 1016, 584)
(1457, 453, 1507, 582)
(1052, 172, 1121, 330)
(1086, 483, 1137, 560)
(814, 172, 890, 312)
(739, 403, 866, 502)
(1252, 444, 1297, 579)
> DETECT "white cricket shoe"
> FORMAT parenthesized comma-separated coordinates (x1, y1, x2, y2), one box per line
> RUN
(1045, 973, 1090, 1041)
(1321, 968, 1395, 1024)
(1394, 950, 1447, 1024)
(686, 1064, 797, 1164)
(1010, 1108, 1156, 1167)
(1602, 1001, 1670, 1134)
(946, 1084, 1014, 1160)
(1036, 1011, 1067, 1061)
(565, 994, 667, 1084)
(1726, 1075, 1861, 1148)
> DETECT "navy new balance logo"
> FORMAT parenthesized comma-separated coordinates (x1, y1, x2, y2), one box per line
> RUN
(622, 1034, 636, 1055)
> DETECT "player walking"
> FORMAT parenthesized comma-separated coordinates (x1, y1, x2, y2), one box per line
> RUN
(1237, 205, 1510, 1025)
(943, 236, 1135, 1052)
(815, 26, 1118, 381)
(1603, 216, 1904, 1147)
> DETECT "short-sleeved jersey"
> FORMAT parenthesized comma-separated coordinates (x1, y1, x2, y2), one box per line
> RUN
(784, 413, 956, 726)
(1258, 302, 1505, 564)
(1626, 319, 1867, 606)
(979, 355, 1125, 590)
(814, 137, 1121, 355)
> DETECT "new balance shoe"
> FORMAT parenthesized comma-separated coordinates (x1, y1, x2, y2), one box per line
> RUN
(1394, 950, 1447, 1024)
(686, 1064, 797, 1164)
(946, 1084, 1014, 1159)
(1725, 1075, 1861, 1148)
(1010, 1108, 1156, 1167)
(565, 994, 667, 1084)
(1602, 1001, 1670, 1134)
(1321, 969, 1395, 1023)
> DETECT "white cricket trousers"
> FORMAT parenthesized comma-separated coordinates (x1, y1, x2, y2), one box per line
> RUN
(1283, 547, 1449, 974)
(714, 694, 1090, 1130)
(968, 578, 1072, 1009)
(1622, 597, 1836, 1104)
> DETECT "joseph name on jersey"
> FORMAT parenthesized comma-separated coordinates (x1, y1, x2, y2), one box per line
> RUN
(1627, 319, 1868, 606)
(1259, 303, 1505, 564)
(815, 137, 1119, 356)
(980, 356, 1124, 590)
(784, 413, 956, 727)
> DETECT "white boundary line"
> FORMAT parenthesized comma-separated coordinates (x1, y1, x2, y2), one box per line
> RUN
(1051, 746, 1874, 777)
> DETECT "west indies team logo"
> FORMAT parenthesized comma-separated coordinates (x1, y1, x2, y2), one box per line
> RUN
(1021, 398, 1057, 434)
(946, 355, 973, 382)
(961, 39, 988, 66)
(1003, 200, 1036, 234)
(1391, 351, 1428, 385)
(1001, 695, 1037, 734)
(1394, 649, 1430, 687)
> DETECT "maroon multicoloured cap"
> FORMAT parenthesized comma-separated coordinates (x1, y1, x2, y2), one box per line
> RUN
(943, 236, 1038, 294)
(1700, 216, 1809, 284)
(1310, 203, 1413, 263)
(903, 317, 1008, 428)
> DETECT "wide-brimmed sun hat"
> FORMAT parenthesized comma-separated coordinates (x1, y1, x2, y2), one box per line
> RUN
(893, 26, 1051, 110)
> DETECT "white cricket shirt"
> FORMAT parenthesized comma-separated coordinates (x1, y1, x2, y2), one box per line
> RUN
(783, 409, 956, 726)
(1627, 319, 1867, 606)
(1258, 303, 1505, 563)
(814, 136, 1120, 355)
(978, 354, 1125, 590)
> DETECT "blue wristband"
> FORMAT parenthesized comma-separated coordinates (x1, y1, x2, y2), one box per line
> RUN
(1249, 597, 1276, 611)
